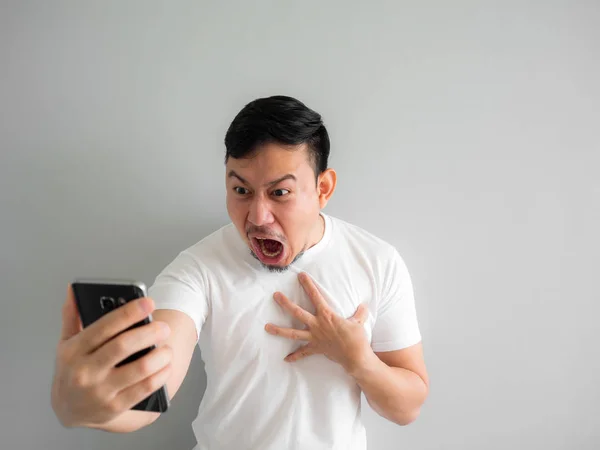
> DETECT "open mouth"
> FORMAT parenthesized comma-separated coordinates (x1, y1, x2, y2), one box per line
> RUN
(251, 237, 285, 265)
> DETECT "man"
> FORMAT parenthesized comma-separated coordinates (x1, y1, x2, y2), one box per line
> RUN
(51, 95, 429, 449)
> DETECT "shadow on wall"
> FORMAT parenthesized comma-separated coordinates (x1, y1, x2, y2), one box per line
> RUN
(155, 346, 207, 450)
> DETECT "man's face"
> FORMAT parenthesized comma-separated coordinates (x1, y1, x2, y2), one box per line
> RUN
(226, 143, 333, 271)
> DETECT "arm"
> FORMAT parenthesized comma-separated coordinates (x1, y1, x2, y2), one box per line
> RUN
(90, 309, 198, 433)
(349, 342, 429, 426)
(265, 272, 429, 426)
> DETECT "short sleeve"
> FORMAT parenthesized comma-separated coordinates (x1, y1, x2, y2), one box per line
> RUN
(148, 251, 209, 343)
(370, 247, 422, 352)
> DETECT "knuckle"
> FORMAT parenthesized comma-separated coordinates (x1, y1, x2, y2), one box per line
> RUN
(92, 351, 112, 371)
(141, 375, 159, 393)
(138, 356, 154, 376)
(89, 384, 106, 403)
(71, 366, 91, 388)
(140, 348, 168, 375)
(123, 299, 149, 323)
(156, 346, 173, 367)
(122, 304, 141, 322)
(322, 311, 334, 322)
(106, 399, 123, 415)
(113, 335, 132, 356)
(149, 321, 167, 340)
(148, 320, 161, 333)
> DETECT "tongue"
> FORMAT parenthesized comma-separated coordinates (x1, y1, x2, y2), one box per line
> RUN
(263, 239, 281, 253)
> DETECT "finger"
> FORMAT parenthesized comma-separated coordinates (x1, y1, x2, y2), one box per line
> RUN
(350, 303, 369, 325)
(78, 297, 155, 355)
(273, 292, 316, 326)
(110, 359, 172, 413)
(109, 345, 173, 393)
(298, 272, 329, 312)
(285, 344, 318, 362)
(264, 323, 312, 341)
(90, 321, 171, 371)
(60, 284, 83, 340)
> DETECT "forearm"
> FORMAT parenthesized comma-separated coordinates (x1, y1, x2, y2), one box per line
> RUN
(349, 350, 428, 425)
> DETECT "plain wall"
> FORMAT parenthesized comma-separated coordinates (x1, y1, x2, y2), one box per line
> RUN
(1, 1, 598, 449)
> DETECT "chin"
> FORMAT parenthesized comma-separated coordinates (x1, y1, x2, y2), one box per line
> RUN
(249, 249, 290, 273)
(249, 248, 305, 273)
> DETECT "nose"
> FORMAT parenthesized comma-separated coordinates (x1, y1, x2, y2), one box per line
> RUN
(247, 195, 274, 226)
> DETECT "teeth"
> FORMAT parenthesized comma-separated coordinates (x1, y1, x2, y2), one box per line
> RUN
(257, 238, 282, 258)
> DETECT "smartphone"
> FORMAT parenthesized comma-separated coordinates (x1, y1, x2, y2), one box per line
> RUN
(71, 279, 170, 413)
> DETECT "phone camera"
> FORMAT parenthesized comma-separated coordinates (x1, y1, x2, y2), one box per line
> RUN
(100, 296, 116, 312)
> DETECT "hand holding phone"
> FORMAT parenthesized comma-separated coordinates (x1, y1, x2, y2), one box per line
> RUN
(51, 280, 171, 429)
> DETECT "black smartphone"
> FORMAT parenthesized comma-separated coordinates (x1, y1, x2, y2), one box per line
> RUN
(71, 279, 170, 413)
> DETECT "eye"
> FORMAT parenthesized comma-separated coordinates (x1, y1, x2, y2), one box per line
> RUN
(234, 187, 249, 195)
(272, 189, 290, 197)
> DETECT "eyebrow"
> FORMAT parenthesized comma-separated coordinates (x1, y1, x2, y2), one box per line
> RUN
(228, 170, 296, 187)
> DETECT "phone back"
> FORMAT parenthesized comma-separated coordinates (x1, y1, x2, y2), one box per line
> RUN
(72, 279, 146, 328)
(71, 279, 169, 413)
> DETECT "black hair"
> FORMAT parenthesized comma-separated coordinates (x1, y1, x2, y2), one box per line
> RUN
(224, 95, 330, 177)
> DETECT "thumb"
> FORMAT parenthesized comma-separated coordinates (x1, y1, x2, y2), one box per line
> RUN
(60, 284, 82, 340)
(351, 303, 369, 325)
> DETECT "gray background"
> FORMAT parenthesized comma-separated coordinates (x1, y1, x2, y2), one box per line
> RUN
(1, 1, 598, 449)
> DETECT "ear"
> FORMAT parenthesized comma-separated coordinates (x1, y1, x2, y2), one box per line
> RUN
(317, 168, 337, 209)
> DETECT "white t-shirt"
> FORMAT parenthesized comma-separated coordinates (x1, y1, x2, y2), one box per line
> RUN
(148, 213, 421, 450)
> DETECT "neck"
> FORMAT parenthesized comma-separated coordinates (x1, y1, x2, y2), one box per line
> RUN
(306, 213, 325, 250)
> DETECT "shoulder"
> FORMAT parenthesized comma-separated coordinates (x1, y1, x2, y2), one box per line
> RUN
(327, 214, 410, 286)
(154, 222, 241, 281)
(328, 214, 398, 259)
(184, 222, 240, 261)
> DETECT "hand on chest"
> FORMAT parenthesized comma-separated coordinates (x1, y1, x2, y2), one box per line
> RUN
(208, 270, 375, 370)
